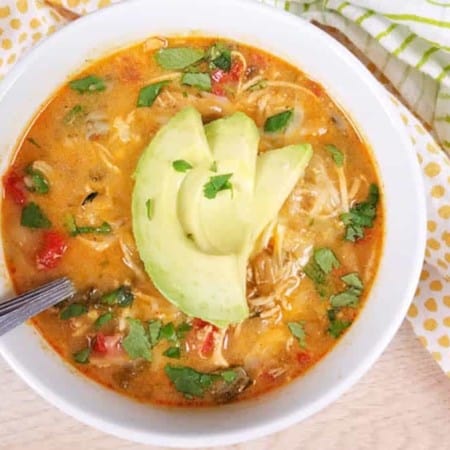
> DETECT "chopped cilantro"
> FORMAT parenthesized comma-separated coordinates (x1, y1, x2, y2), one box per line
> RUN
(122, 318, 152, 361)
(24, 164, 49, 194)
(221, 369, 237, 383)
(288, 322, 306, 348)
(341, 184, 379, 242)
(247, 79, 267, 92)
(73, 347, 90, 364)
(64, 104, 85, 124)
(146, 198, 154, 220)
(341, 272, 363, 290)
(148, 319, 162, 346)
(94, 312, 113, 330)
(60, 303, 87, 320)
(160, 322, 178, 342)
(137, 81, 170, 107)
(314, 248, 340, 274)
(181, 72, 212, 91)
(264, 110, 293, 133)
(330, 287, 361, 308)
(164, 365, 219, 398)
(207, 43, 232, 71)
(327, 309, 351, 338)
(20, 202, 51, 229)
(172, 159, 193, 172)
(65, 214, 112, 236)
(324, 144, 344, 167)
(203, 173, 233, 199)
(155, 47, 205, 70)
(176, 322, 192, 339)
(100, 286, 134, 307)
(69, 75, 106, 94)
(163, 346, 181, 359)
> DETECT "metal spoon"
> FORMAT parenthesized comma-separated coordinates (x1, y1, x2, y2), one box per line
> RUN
(0, 278, 75, 336)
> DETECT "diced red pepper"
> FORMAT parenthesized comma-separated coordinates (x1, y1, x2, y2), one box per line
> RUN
(296, 352, 311, 365)
(36, 231, 68, 270)
(93, 333, 107, 354)
(200, 329, 215, 356)
(3, 170, 26, 206)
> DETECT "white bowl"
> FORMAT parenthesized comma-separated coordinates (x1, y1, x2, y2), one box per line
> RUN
(0, 0, 426, 446)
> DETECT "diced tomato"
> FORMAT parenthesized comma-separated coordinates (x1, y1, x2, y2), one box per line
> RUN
(296, 352, 311, 365)
(305, 80, 323, 97)
(211, 84, 226, 96)
(229, 60, 244, 81)
(36, 231, 68, 270)
(192, 318, 210, 329)
(200, 329, 215, 356)
(3, 170, 26, 205)
(93, 333, 107, 354)
(211, 69, 226, 84)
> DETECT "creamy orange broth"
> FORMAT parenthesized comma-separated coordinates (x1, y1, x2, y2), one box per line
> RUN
(2, 37, 383, 406)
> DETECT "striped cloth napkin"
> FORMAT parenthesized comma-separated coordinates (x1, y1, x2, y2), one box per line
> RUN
(0, 0, 449, 374)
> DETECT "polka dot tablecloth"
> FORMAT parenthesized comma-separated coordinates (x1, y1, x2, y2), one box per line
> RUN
(0, 0, 449, 374)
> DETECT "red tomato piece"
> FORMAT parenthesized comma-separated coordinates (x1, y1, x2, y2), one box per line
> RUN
(36, 231, 68, 270)
(3, 170, 26, 206)
(306, 80, 323, 97)
(229, 60, 244, 81)
(200, 329, 215, 356)
(296, 352, 311, 365)
(192, 318, 210, 329)
(93, 333, 107, 354)
(211, 84, 226, 96)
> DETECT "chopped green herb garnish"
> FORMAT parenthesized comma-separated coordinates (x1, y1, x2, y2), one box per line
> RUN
(172, 159, 193, 172)
(73, 347, 90, 364)
(100, 286, 134, 307)
(69, 75, 106, 94)
(27, 137, 41, 148)
(82, 192, 98, 205)
(164, 365, 218, 398)
(65, 214, 112, 236)
(324, 144, 344, 167)
(181, 72, 211, 91)
(330, 287, 360, 308)
(94, 312, 113, 330)
(155, 47, 205, 70)
(20, 202, 51, 229)
(341, 184, 379, 242)
(163, 346, 181, 359)
(327, 309, 351, 338)
(176, 322, 193, 339)
(203, 173, 233, 199)
(313, 248, 340, 274)
(207, 43, 232, 71)
(247, 79, 267, 92)
(221, 369, 237, 383)
(24, 164, 49, 194)
(160, 322, 178, 342)
(148, 319, 162, 346)
(60, 303, 88, 320)
(288, 322, 306, 348)
(303, 257, 326, 286)
(264, 110, 293, 133)
(137, 81, 170, 107)
(122, 318, 152, 361)
(146, 198, 154, 220)
(64, 104, 85, 124)
(341, 272, 363, 290)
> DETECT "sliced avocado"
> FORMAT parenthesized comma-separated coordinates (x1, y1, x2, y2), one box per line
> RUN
(133, 107, 312, 327)
(132, 107, 248, 326)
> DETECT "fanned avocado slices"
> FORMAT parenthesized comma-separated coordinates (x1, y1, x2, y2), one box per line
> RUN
(132, 107, 312, 327)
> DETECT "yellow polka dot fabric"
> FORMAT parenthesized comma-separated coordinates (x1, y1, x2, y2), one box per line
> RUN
(0, 0, 449, 372)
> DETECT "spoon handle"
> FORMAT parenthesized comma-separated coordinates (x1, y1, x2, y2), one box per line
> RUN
(0, 278, 75, 337)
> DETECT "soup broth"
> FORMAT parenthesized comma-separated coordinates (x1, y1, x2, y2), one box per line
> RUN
(2, 36, 383, 406)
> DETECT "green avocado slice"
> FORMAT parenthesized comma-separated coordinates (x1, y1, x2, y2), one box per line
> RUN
(132, 107, 312, 327)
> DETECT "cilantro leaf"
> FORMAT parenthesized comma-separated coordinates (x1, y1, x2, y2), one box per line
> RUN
(65, 214, 112, 236)
(288, 322, 306, 348)
(73, 347, 90, 364)
(181, 72, 211, 91)
(160, 322, 178, 342)
(324, 144, 344, 167)
(172, 159, 193, 172)
(164, 365, 218, 398)
(64, 104, 85, 125)
(203, 173, 233, 199)
(21, 202, 51, 229)
(69, 75, 106, 94)
(176, 322, 192, 339)
(264, 110, 293, 133)
(122, 318, 152, 361)
(60, 303, 87, 320)
(341, 183, 379, 242)
(155, 47, 205, 70)
(330, 287, 360, 308)
(148, 319, 162, 346)
(341, 272, 363, 290)
(327, 308, 351, 338)
(314, 248, 340, 274)
(163, 346, 181, 359)
(24, 164, 49, 194)
(221, 369, 238, 383)
(94, 312, 113, 330)
(207, 43, 231, 71)
(137, 81, 170, 107)
(100, 286, 134, 307)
